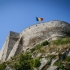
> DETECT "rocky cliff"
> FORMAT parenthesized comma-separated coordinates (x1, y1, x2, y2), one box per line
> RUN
(0, 20, 70, 62)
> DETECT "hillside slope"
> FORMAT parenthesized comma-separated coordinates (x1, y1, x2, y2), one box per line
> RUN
(0, 37, 70, 70)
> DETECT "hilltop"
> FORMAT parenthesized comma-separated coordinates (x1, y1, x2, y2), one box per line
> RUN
(0, 20, 70, 70)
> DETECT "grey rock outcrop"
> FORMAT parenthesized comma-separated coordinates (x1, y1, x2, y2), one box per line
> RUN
(47, 59, 58, 70)
(5, 65, 15, 70)
(39, 58, 48, 70)
(47, 66, 58, 70)
(0, 20, 70, 62)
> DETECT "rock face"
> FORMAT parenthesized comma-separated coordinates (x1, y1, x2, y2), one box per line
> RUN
(5, 65, 15, 70)
(47, 59, 58, 70)
(47, 66, 58, 70)
(39, 58, 48, 70)
(0, 20, 70, 62)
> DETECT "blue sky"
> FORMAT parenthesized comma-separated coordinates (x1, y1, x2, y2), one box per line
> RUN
(0, 0, 70, 49)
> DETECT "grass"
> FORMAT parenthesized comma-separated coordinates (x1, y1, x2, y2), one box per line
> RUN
(64, 56, 70, 62)
(54, 61, 64, 69)
(30, 40, 49, 53)
(54, 59, 70, 70)
(31, 37, 70, 55)
(51, 37, 70, 45)
(46, 54, 56, 59)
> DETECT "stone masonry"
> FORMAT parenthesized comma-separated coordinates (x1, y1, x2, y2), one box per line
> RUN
(0, 31, 19, 62)
(0, 20, 70, 62)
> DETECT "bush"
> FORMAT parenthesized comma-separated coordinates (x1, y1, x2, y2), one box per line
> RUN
(34, 58, 41, 68)
(54, 61, 64, 69)
(14, 53, 33, 70)
(41, 40, 49, 46)
(30, 48, 36, 53)
(0, 62, 6, 70)
(64, 56, 70, 62)
(13, 52, 41, 70)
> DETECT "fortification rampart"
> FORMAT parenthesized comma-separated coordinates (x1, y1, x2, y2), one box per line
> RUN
(0, 31, 19, 62)
(19, 21, 70, 50)
(0, 20, 70, 62)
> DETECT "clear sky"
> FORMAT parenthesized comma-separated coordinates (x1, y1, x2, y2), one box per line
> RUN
(0, 0, 70, 50)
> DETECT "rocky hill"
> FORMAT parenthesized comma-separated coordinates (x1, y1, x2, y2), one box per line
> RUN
(0, 37, 70, 70)
(0, 20, 70, 70)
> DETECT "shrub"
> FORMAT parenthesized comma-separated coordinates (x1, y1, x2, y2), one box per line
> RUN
(14, 53, 33, 70)
(41, 40, 49, 46)
(34, 58, 41, 68)
(0, 62, 6, 70)
(64, 56, 70, 62)
(13, 52, 41, 70)
(54, 61, 64, 69)
(31, 48, 36, 52)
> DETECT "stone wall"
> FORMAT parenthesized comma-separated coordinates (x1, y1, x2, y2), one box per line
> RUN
(0, 34, 10, 62)
(0, 20, 70, 61)
(20, 20, 70, 50)
(0, 31, 19, 62)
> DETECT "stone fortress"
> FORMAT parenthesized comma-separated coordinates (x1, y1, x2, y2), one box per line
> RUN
(0, 20, 70, 62)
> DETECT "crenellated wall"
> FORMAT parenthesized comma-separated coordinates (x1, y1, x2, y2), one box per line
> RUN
(0, 20, 70, 62)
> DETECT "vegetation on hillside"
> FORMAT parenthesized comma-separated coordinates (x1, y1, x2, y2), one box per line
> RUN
(31, 40, 49, 53)
(0, 37, 70, 70)
(0, 62, 6, 70)
(64, 56, 70, 62)
(52, 37, 70, 45)
(54, 56, 70, 70)
(6, 52, 41, 70)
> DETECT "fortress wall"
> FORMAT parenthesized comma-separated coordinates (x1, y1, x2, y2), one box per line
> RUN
(14, 37, 24, 55)
(7, 38, 20, 60)
(0, 34, 10, 61)
(7, 37, 24, 60)
(6, 31, 19, 60)
(19, 21, 70, 50)
(10, 31, 19, 38)
(1, 20, 70, 61)
(0, 31, 20, 62)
